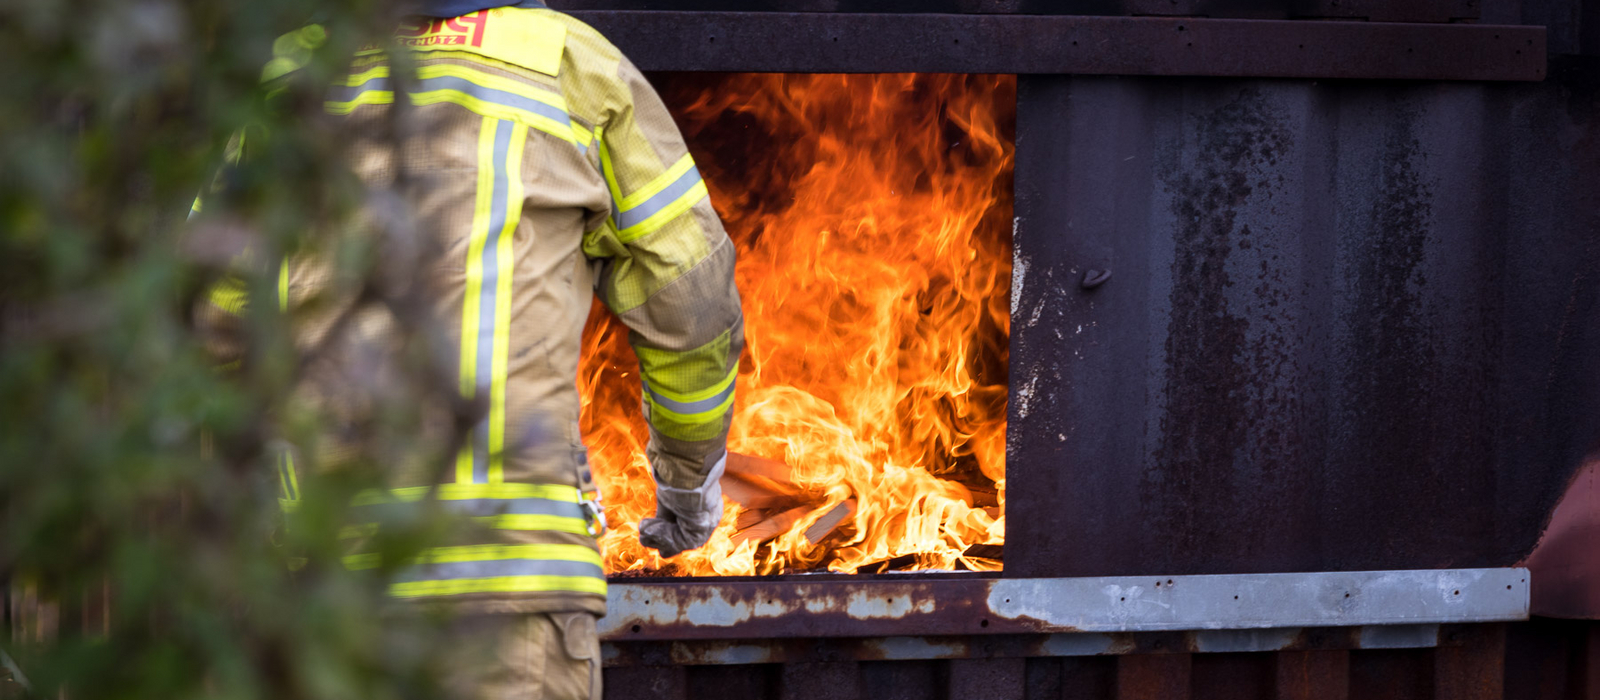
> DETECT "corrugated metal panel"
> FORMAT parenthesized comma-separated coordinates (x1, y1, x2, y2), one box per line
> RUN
(603, 621, 1600, 699)
(1007, 71, 1600, 579)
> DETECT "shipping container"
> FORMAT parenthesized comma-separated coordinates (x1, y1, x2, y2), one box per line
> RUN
(549, 1, 1600, 697)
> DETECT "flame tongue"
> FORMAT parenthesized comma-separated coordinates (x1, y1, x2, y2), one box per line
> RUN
(580, 74, 1015, 576)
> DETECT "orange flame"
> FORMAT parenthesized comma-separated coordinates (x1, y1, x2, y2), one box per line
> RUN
(580, 74, 1014, 576)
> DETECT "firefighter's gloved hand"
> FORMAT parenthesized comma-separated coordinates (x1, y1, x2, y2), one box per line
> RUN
(639, 452, 727, 558)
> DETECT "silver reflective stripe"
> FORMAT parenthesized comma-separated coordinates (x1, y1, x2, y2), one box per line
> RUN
(471, 118, 515, 484)
(644, 377, 735, 416)
(416, 74, 568, 126)
(614, 165, 704, 231)
(328, 75, 390, 103)
(351, 497, 585, 521)
(395, 558, 604, 583)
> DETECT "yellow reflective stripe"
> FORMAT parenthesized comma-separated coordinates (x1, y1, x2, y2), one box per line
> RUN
(570, 121, 593, 150)
(344, 543, 602, 570)
(339, 65, 389, 87)
(616, 180, 708, 243)
(645, 384, 736, 424)
(324, 90, 394, 114)
(455, 117, 497, 482)
(595, 126, 625, 206)
(340, 524, 380, 539)
(207, 275, 248, 315)
(616, 154, 695, 211)
(390, 575, 607, 598)
(352, 482, 583, 506)
(646, 359, 738, 407)
(281, 451, 300, 500)
(454, 446, 477, 486)
(460, 115, 496, 415)
(488, 123, 525, 484)
(459, 117, 521, 484)
(409, 89, 574, 144)
(278, 498, 299, 513)
(476, 514, 594, 535)
(324, 64, 575, 145)
(416, 64, 568, 114)
(277, 260, 289, 312)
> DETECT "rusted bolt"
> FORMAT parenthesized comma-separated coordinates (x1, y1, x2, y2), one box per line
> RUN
(980, 619, 989, 628)
(631, 624, 641, 633)
(1082, 269, 1111, 289)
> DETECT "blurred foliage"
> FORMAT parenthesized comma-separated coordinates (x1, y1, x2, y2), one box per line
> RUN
(0, 1, 477, 697)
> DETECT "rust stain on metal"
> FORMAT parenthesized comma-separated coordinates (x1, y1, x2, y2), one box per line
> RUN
(601, 577, 1011, 641)
(1522, 456, 1600, 620)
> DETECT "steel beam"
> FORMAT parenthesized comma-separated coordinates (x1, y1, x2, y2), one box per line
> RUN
(601, 624, 1480, 666)
(599, 569, 1529, 641)
(567, 12, 1546, 80)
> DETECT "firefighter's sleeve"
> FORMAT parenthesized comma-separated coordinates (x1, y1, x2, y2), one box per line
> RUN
(582, 58, 744, 491)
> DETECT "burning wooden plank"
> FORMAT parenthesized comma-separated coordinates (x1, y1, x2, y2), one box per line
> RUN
(723, 452, 856, 546)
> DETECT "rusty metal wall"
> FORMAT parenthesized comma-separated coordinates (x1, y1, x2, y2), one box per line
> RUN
(594, 64, 1600, 697)
(602, 620, 1600, 699)
(583, 4, 1600, 695)
(1006, 65, 1600, 579)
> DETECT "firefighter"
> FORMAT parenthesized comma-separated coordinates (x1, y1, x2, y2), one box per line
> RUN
(201, 2, 742, 697)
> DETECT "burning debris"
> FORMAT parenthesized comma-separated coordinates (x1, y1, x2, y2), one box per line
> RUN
(580, 74, 1015, 576)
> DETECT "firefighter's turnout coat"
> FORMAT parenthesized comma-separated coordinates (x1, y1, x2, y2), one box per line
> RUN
(202, 6, 743, 617)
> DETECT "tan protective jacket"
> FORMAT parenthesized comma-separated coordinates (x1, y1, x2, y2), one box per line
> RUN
(204, 8, 742, 615)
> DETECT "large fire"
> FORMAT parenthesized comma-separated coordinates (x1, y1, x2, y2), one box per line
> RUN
(579, 74, 1015, 576)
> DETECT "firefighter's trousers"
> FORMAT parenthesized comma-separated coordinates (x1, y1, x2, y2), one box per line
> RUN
(442, 612, 602, 700)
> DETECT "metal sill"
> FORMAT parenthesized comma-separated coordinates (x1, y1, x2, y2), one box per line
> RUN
(599, 568, 1530, 641)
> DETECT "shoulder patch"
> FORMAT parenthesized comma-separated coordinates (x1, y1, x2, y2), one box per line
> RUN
(387, 9, 566, 77)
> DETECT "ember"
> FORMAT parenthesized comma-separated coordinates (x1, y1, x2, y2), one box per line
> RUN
(579, 74, 1015, 576)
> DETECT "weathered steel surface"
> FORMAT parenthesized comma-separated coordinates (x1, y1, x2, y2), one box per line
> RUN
(1116, 653, 1191, 700)
(553, 0, 1479, 22)
(987, 570, 1526, 631)
(563, 11, 1546, 80)
(601, 624, 1466, 667)
(1503, 617, 1600, 700)
(602, 624, 1597, 699)
(1523, 457, 1600, 619)
(1274, 650, 1350, 700)
(1008, 70, 1600, 579)
(1434, 624, 1508, 700)
(598, 570, 1528, 640)
(600, 576, 1004, 640)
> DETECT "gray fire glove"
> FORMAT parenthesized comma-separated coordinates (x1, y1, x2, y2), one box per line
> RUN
(638, 452, 728, 558)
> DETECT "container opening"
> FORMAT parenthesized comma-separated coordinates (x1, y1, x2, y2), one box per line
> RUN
(581, 73, 1015, 577)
